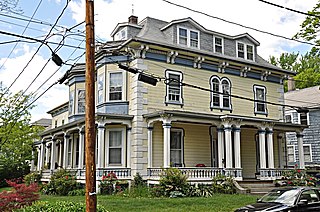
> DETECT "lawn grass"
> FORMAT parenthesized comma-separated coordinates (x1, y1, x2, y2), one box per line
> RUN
(40, 193, 259, 212)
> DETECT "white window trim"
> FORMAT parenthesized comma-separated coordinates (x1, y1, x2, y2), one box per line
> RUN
(177, 26, 200, 49)
(170, 128, 184, 166)
(107, 70, 126, 102)
(76, 89, 85, 114)
(210, 76, 232, 110)
(105, 128, 125, 167)
(236, 41, 255, 61)
(253, 85, 267, 114)
(213, 36, 224, 54)
(165, 70, 183, 105)
(287, 144, 296, 162)
(303, 144, 313, 162)
(284, 110, 310, 125)
(97, 72, 105, 104)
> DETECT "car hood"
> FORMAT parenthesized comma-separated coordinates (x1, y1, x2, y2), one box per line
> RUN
(236, 202, 290, 212)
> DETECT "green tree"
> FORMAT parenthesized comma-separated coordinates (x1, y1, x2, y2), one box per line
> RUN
(269, 50, 320, 91)
(0, 86, 43, 187)
(294, 1, 320, 51)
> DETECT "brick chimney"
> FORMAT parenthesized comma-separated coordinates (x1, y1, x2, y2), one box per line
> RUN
(128, 15, 138, 24)
(287, 76, 295, 91)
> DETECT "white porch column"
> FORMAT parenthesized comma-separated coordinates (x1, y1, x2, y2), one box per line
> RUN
(267, 129, 274, 168)
(217, 127, 225, 168)
(147, 126, 153, 168)
(37, 146, 42, 170)
(78, 129, 85, 169)
(97, 124, 105, 168)
(259, 129, 267, 169)
(50, 139, 57, 170)
(45, 142, 50, 169)
(297, 132, 305, 169)
(63, 134, 69, 169)
(224, 126, 233, 168)
(233, 127, 241, 169)
(58, 140, 63, 168)
(162, 120, 171, 168)
(127, 127, 132, 168)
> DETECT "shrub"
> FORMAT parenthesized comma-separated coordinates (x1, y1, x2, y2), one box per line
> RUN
(0, 179, 39, 211)
(99, 172, 117, 195)
(277, 167, 320, 187)
(212, 174, 236, 194)
(18, 201, 108, 212)
(132, 172, 146, 188)
(157, 167, 189, 197)
(67, 188, 85, 196)
(24, 172, 42, 186)
(185, 184, 214, 197)
(41, 169, 79, 196)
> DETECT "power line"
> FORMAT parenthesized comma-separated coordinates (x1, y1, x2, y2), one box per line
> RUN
(162, 0, 318, 47)
(258, 0, 320, 18)
(0, 0, 43, 71)
(3, 0, 71, 93)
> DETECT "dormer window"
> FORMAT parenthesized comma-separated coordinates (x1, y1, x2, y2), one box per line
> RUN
(178, 27, 199, 48)
(115, 28, 127, 41)
(214, 37, 223, 54)
(237, 42, 255, 61)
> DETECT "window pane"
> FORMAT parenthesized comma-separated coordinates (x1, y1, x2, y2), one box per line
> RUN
(215, 37, 223, 53)
(179, 28, 187, 45)
(238, 43, 245, 58)
(109, 131, 122, 147)
(247, 45, 254, 60)
(170, 150, 182, 164)
(78, 90, 85, 113)
(109, 72, 122, 101)
(190, 31, 198, 48)
(69, 92, 74, 114)
(168, 73, 181, 102)
(170, 131, 182, 164)
(109, 148, 121, 164)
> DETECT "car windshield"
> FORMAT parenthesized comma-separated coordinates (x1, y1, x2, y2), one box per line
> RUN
(259, 189, 299, 205)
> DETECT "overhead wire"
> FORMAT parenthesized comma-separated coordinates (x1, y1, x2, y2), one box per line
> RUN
(161, 0, 318, 47)
(0, 0, 43, 71)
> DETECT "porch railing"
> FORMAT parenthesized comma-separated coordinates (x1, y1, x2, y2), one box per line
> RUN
(148, 167, 242, 180)
(259, 168, 293, 180)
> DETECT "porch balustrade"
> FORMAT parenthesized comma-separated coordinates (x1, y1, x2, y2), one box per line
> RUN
(148, 167, 242, 180)
(259, 168, 294, 180)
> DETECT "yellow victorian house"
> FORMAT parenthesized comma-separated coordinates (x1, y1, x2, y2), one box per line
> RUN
(33, 15, 307, 184)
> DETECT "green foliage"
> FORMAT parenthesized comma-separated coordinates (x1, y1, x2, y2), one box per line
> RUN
(67, 188, 85, 196)
(132, 172, 146, 188)
(18, 201, 108, 212)
(157, 167, 189, 197)
(212, 174, 236, 194)
(185, 184, 214, 197)
(24, 172, 42, 186)
(99, 172, 128, 195)
(276, 166, 320, 187)
(269, 50, 320, 91)
(41, 169, 79, 196)
(121, 185, 151, 198)
(0, 86, 43, 187)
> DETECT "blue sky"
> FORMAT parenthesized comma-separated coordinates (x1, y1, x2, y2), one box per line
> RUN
(0, 0, 317, 122)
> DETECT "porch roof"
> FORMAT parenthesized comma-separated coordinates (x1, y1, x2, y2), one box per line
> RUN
(143, 110, 306, 132)
(39, 113, 133, 137)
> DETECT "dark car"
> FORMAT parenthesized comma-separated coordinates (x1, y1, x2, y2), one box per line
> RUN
(235, 187, 320, 212)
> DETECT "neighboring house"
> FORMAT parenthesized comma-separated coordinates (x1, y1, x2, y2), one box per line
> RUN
(285, 86, 320, 168)
(33, 15, 307, 184)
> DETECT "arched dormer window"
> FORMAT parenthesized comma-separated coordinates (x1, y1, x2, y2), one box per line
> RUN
(210, 76, 232, 111)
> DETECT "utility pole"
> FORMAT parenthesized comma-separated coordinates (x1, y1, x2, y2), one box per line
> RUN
(85, 0, 96, 211)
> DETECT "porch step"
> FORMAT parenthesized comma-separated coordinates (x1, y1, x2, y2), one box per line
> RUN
(237, 180, 276, 196)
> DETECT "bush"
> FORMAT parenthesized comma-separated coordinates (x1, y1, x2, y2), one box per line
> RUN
(0, 179, 39, 211)
(276, 167, 320, 187)
(24, 172, 42, 186)
(157, 167, 189, 197)
(185, 184, 214, 197)
(212, 174, 236, 194)
(17, 201, 108, 212)
(41, 169, 79, 196)
(132, 172, 146, 188)
(67, 188, 85, 196)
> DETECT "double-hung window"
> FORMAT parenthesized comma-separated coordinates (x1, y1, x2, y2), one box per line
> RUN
(77, 90, 85, 114)
(170, 129, 184, 166)
(165, 70, 183, 105)
(287, 145, 295, 163)
(253, 85, 267, 114)
(178, 27, 199, 48)
(69, 91, 74, 115)
(97, 73, 104, 104)
(304, 144, 312, 162)
(210, 76, 232, 110)
(67, 139, 72, 167)
(214, 37, 223, 54)
(109, 72, 123, 101)
(107, 129, 124, 165)
(237, 42, 254, 61)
